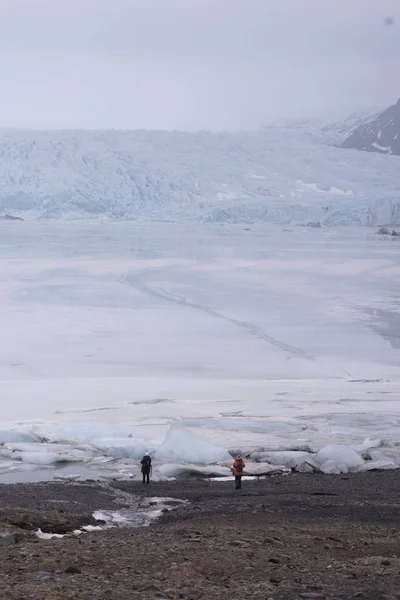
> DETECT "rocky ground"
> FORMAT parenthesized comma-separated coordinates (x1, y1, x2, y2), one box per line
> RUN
(0, 471, 399, 599)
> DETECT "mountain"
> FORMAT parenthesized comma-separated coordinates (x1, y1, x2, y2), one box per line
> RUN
(0, 121, 399, 225)
(320, 109, 381, 143)
(341, 99, 400, 156)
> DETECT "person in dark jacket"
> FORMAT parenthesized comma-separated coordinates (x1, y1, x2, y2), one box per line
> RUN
(141, 452, 152, 484)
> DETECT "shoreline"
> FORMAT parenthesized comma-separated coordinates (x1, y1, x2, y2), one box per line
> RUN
(0, 471, 399, 599)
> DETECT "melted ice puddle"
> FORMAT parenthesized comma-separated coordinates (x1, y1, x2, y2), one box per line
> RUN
(35, 496, 187, 540)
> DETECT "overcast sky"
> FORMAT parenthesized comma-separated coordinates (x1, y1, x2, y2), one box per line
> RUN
(0, 0, 399, 130)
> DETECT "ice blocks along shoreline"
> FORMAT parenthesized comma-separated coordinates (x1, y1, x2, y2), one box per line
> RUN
(0, 378, 399, 482)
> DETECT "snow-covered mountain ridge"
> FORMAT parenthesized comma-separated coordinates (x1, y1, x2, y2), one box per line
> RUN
(0, 114, 399, 225)
(342, 98, 400, 156)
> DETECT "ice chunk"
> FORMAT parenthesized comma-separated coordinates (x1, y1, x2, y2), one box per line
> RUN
(155, 424, 231, 465)
(353, 438, 383, 454)
(369, 448, 400, 465)
(158, 463, 232, 479)
(244, 462, 288, 476)
(0, 428, 43, 444)
(354, 460, 398, 472)
(320, 460, 342, 475)
(6, 442, 89, 465)
(35, 529, 65, 540)
(138, 497, 187, 508)
(251, 451, 314, 467)
(82, 525, 103, 532)
(295, 461, 314, 473)
(93, 510, 137, 527)
(52, 424, 131, 443)
(17, 451, 85, 465)
(315, 445, 364, 471)
(0, 448, 20, 461)
(6, 442, 80, 454)
(92, 437, 154, 460)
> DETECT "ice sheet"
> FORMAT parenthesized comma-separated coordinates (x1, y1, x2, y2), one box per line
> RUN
(0, 222, 399, 480)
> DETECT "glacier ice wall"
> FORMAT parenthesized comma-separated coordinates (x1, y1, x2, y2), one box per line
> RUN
(0, 122, 399, 225)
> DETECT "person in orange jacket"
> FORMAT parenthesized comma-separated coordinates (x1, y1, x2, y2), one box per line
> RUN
(233, 455, 245, 489)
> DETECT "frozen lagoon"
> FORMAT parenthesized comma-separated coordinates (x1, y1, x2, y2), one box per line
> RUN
(0, 222, 399, 480)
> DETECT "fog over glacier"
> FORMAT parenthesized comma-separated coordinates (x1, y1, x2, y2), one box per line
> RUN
(0, 0, 399, 129)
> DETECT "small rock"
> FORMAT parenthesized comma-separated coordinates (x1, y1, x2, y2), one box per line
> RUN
(263, 537, 274, 544)
(306, 220, 322, 228)
(268, 557, 280, 564)
(65, 566, 81, 574)
(376, 226, 391, 235)
(0, 532, 23, 546)
(263, 536, 283, 545)
(230, 540, 247, 547)
(381, 558, 391, 566)
(1, 214, 24, 221)
(299, 594, 326, 599)
(37, 571, 53, 582)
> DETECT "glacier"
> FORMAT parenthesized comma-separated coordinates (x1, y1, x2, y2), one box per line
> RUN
(0, 119, 399, 226)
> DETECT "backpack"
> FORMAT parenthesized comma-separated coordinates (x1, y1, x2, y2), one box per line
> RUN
(142, 456, 151, 469)
(235, 459, 243, 473)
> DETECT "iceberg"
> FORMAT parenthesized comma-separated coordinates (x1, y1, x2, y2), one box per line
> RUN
(0, 428, 43, 444)
(92, 437, 155, 460)
(354, 460, 398, 472)
(5, 442, 79, 454)
(52, 423, 131, 443)
(315, 445, 364, 471)
(320, 460, 344, 475)
(243, 462, 288, 476)
(251, 450, 314, 467)
(155, 424, 231, 465)
(4, 442, 89, 466)
(368, 448, 400, 465)
(18, 451, 85, 465)
(353, 438, 383, 454)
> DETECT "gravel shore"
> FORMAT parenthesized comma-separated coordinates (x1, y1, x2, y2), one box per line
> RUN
(0, 471, 399, 599)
